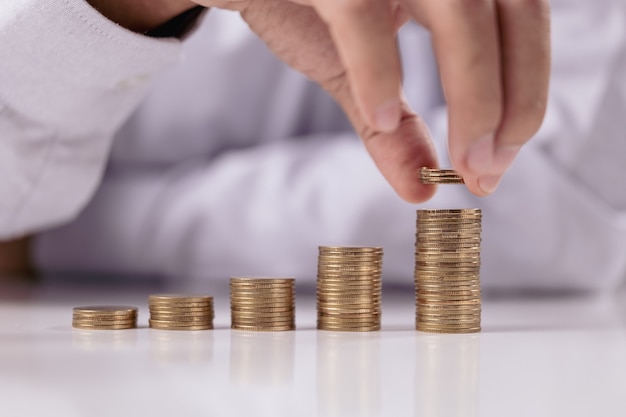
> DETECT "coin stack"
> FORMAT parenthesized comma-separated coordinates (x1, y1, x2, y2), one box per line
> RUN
(230, 278, 296, 331)
(414, 208, 482, 333)
(148, 294, 214, 331)
(72, 306, 138, 330)
(419, 167, 465, 184)
(317, 246, 383, 332)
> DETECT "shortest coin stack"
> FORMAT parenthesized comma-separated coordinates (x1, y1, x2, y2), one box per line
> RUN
(230, 278, 296, 331)
(72, 306, 138, 330)
(148, 294, 214, 330)
(419, 167, 464, 184)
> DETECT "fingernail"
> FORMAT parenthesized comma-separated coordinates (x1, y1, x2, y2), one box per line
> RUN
(493, 145, 521, 173)
(478, 174, 501, 194)
(374, 99, 401, 132)
(466, 133, 495, 176)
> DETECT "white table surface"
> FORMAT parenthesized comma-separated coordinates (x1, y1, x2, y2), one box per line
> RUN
(1, 280, 625, 417)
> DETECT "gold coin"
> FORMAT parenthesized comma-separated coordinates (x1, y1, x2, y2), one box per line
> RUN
(232, 318, 294, 324)
(317, 285, 381, 292)
(416, 246, 481, 253)
(72, 321, 137, 328)
(318, 275, 381, 282)
(149, 314, 213, 321)
(149, 294, 212, 302)
(415, 271, 480, 279)
(417, 217, 481, 224)
(149, 324, 213, 331)
(148, 305, 213, 313)
(231, 325, 295, 332)
(317, 293, 381, 298)
(417, 318, 481, 326)
(230, 291, 295, 300)
(317, 324, 380, 332)
(229, 304, 294, 310)
(319, 312, 381, 318)
(232, 321, 295, 328)
(72, 323, 136, 330)
(149, 319, 213, 327)
(229, 292, 294, 298)
(317, 296, 381, 303)
(317, 285, 380, 291)
(416, 324, 481, 334)
(317, 279, 381, 286)
(416, 276, 480, 283)
(231, 309, 294, 315)
(149, 309, 213, 316)
(416, 241, 481, 248)
(319, 246, 382, 252)
(71, 315, 138, 322)
(418, 311, 481, 319)
(417, 295, 481, 302)
(230, 285, 294, 291)
(230, 277, 294, 282)
(318, 257, 383, 263)
(73, 306, 137, 316)
(416, 318, 481, 326)
(149, 302, 213, 310)
(416, 289, 480, 296)
(419, 168, 464, 184)
(416, 301, 481, 310)
(417, 208, 480, 215)
(229, 303, 294, 308)
(317, 266, 382, 272)
(417, 306, 480, 313)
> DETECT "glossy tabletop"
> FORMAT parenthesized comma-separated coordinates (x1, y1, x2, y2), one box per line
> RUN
(1, 280, 625, 417)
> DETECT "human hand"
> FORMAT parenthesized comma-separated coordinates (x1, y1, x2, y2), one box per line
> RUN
(205, 0, 550, 200)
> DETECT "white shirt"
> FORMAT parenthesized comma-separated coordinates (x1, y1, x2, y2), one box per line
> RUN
(1, 0, 625, 291)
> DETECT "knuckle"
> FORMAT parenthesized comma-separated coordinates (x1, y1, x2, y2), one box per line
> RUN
(332, 0, 376, 16)
(502, 99, 548, 144)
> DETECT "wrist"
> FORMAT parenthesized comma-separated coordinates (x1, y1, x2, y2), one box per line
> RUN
(87, 0, 198, 33)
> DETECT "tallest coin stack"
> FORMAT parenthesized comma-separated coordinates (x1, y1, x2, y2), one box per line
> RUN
(415, 168, 482, 333)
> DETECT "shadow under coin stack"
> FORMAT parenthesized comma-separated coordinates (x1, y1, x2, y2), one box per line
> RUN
(317, 246, 383, 332)
(72, 306, 138, 330)
(230, 278, 296, 331)
(148, 294, 214, 330)
(416, 167, 482, 334)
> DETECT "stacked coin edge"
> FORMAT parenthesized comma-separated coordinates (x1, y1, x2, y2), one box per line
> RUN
(148, 294, 214, 330)
(419, 167, 465, 184)
(230, 277, 296, 331)
(317, 246, 383, 332)
(72, 306, 138, 330)
(414, 208, 482, 333)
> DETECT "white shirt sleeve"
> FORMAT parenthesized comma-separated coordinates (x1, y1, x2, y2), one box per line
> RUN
(0, 0, 182, 239)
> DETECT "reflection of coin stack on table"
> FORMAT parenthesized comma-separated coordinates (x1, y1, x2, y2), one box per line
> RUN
(416, 168, 482, 334)
(317, 246, 383, 332)
(230, 278, 296, 331)
(72, 306, 138, 330)
(148, 294, 214, 330)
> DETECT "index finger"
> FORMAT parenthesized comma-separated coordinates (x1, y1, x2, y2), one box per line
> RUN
(315, 0, 403, 133)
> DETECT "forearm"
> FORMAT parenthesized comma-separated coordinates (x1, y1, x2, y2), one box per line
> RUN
(0, 0, 185, 239)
